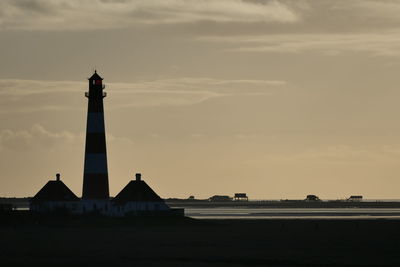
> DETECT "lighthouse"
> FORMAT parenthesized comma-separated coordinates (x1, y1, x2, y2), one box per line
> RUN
(82, 71, 110, 205)
(30, 71, 183, 216)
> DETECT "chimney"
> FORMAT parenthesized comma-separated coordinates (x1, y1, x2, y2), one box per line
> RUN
(135, 173, 141, 181)
(56, 173, 60, 181)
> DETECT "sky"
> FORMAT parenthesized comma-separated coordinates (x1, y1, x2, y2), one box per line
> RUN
(2, 0, 400, 199)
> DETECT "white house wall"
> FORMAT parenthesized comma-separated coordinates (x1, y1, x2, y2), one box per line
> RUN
(30, 200, 170, 217)
(30, 201, 80, 214)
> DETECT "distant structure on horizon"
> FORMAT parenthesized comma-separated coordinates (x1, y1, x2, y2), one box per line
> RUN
(209, 195, 233, 202)
(30, 71, 182, 217)
(234, 193, 249, 201)
(305, 195, 321, 202)
(347, 195, 363, 202)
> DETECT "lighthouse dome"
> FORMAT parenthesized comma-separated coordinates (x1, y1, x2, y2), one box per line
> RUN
(88, 70, 103, 81)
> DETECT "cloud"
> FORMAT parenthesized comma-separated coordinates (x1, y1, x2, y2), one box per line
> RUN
(278, 0, 400, 31)
(0, 124, 77, 151)
(245, 145, 400, 166)
(200, 31, 400, 56)
(0, 77, 287, 113)
(110, 77, 286, 107)
(0, 0, 298, 31)
(0, 124, 134, 151)
(0, 79, 82, 96)
(189, 1, 400, 56)
(338, 0, 400, 24)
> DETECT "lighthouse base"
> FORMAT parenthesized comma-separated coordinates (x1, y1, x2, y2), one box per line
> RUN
(80, 199, 110, 215)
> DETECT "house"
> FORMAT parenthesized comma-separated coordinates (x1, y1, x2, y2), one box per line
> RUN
(111, 173, 170, 217)
(234, 193, 249, 201)
(30, 174, 80, 214)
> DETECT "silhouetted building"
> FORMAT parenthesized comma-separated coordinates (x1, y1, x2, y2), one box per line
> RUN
(305, 195, 321, 201)
(234, 193, 248, 201)
(347, 195, 363, 202)
(209, 195, 232, 202)
(111, 173, 170, 216)
(30, 71, 182, 217)
(81, 71, 110, 214)
(30, 174, 80, 213)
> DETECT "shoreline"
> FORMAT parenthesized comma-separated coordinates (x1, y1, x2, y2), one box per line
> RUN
(5, 197, 400, 210)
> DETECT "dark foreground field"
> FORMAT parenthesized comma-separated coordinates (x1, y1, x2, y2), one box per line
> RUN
(0, 213, 399, 266)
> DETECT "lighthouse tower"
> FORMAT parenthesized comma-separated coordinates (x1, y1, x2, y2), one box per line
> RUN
(82, 71, 110, 205)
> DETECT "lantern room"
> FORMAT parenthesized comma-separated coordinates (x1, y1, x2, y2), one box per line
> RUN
(88, 70, 103, 86)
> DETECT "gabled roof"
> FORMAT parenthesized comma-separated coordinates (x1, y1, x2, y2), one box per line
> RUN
(88, 70, 103, 80)
(31, 180, 79, 203)
(113, 180, 164, 204)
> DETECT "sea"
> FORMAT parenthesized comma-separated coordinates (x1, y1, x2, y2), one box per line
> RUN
(184, 207, 400, 219)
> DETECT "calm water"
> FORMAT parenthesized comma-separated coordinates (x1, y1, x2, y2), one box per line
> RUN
(15, 206, 400, 219)
(184, 208, 400, 219)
